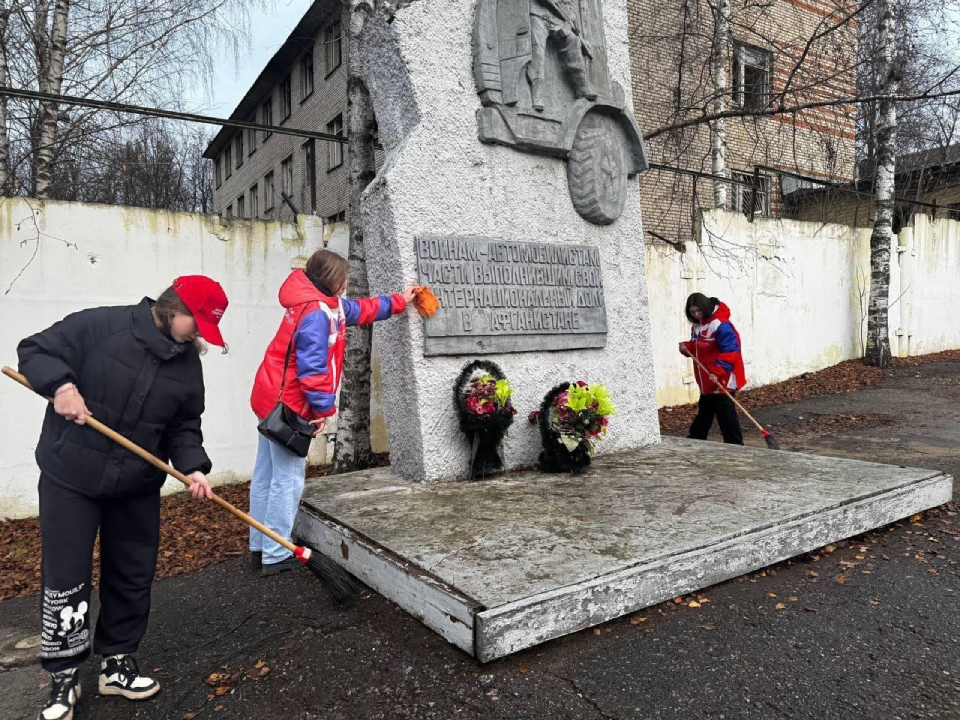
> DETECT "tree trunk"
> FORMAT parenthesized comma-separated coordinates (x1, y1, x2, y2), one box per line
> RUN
(332, 1, 378, 474)
(711, 0, 729, 209)
(0, 0, 11, 194)
(34, 0, 71, 199)
(864, 0, 897, 368)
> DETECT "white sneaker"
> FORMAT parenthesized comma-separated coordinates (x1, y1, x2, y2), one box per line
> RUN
(38, 668, 81, 720)
(98, 654, 160, 700)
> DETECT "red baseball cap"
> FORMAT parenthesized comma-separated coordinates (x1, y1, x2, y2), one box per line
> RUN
(172, 276, 228, 347)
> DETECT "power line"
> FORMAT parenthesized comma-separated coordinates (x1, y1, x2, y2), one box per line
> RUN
(0, 87, 347, 145)
(6, 85, 948, 214)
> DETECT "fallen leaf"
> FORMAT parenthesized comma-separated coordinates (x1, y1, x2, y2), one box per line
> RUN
(518, 666, 528, 674)
(927, 568, 939, 575)
(804, 607, 818, 613)
(630, 617, 648, 625)
(775, 603, 787, 610)
(701, 624, 716, 631)
(808, 571, 820, 578)
(728, 604, 739, 611)
(824, 545, 836, 554)
(215, 687, 229, 696)
(486, 689, 498, 697)
(183, 714, 197, 720)
(673, 597, 684, 604)
(259, 667, 270, 677)
(835, 574, 850, 585)
(910, 513, 922, 522)
(869, 600, 881, 606)
(789, 597, 799, 602)
(688, 601, 701, 608)
(215, 705, 224, 712)
(768, 593, 778, 598)
(593, 629, 602, 636)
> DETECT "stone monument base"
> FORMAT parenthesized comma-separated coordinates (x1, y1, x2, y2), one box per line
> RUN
(293, 438, 952, 662)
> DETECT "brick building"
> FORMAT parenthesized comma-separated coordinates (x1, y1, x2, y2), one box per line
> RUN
(629, 0, 859, 245)
(208, 0, 859, 239)
(204, 0, 348, 223)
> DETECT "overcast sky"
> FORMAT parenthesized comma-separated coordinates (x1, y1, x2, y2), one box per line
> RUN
(193, 0, 315, 117)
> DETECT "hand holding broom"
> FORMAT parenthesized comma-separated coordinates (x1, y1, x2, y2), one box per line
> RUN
(3, 366, 357, 603)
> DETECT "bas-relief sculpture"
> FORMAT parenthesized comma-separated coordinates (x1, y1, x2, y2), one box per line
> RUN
(473, 0, 649, 224)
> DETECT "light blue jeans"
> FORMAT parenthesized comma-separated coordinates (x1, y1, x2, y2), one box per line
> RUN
(249, 433, 308, 564)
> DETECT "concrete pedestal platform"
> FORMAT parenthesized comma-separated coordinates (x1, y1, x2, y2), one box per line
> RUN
(294, 438, 953, 662)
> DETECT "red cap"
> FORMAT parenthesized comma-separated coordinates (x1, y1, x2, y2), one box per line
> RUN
(172, 276, 228, 347)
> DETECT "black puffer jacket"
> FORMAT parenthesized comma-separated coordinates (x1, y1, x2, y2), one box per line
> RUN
(18, 298, 212, 498)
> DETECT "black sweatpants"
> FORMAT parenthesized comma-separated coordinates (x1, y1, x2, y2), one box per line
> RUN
(687, 392, 744, 445)
(38, 473, 160, 672)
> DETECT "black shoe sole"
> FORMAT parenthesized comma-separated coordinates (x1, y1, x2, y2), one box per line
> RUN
(260, 560, 301, 576)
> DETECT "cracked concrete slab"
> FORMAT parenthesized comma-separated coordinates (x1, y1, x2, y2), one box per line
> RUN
(295, 437, 952, 661)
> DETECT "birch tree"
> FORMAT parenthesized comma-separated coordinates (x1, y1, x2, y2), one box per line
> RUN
(709, 0, 729, 208)
(0, 1, 12, 193)
(863, 0, 899, 368)
(5, 0, 251, 199)
(331, 0, 379, 473)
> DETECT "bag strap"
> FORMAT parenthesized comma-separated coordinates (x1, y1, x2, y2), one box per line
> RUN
(276, 305, 311, 401)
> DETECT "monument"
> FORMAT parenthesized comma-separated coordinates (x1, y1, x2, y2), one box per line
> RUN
(293, 0, 953, 662)
(358, 0, 659, 483)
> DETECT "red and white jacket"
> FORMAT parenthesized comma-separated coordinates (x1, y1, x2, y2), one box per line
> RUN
(681, 301, 747, 395)
(251, 270, 406, 421)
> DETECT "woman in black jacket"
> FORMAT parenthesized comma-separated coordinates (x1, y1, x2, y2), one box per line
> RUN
(18, 276, 228, 720)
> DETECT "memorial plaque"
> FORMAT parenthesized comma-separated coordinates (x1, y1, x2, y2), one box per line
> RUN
(416, 235, 608, 355)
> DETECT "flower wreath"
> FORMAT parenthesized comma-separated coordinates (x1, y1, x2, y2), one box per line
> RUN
(533, 381, 615, 474)
(453, 360, 517, 479)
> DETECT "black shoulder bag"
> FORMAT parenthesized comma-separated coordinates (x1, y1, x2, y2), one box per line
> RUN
(256, 311, 317, 458)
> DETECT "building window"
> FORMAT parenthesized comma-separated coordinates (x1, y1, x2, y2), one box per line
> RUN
(327, 115, 344, 170)
(303, 140, 317, 212)
(731, 170, 770, 216)
(236, 194, 245, 218)
(947, 203, 960, 221)
(281, 155, 294, 199)
(215, 157, 222, 188)
(225, 203, 233, 218)
(224, 145, 232, 179)
(280, 76, 292, 121)
(249, 184, 259, 218)
(247, 116, 257, 155)
(326, 210, 346, 223)
(733, 42, 772, 111)
(261, 99, 273, 142)
(264, 171, 275, 211)
(300, 51, 314, 100)
(325, 21, 342, 76)
(235, 134, 244, 168)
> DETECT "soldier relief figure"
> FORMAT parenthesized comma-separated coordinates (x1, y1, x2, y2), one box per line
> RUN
(528, 0, 597, 109)
(474, 0, 648, 224)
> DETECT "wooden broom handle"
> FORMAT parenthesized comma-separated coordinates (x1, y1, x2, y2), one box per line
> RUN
(2, 366, 297, 554)
(686, 354, 766, 434)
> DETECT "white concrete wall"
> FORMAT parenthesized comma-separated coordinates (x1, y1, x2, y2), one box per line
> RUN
(0, 198, 325, 518)
(2, 199, 959, 517)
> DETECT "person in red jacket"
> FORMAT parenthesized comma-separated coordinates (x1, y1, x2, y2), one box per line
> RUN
(249, 249, 415, 574)
(678, 293, 746, 445)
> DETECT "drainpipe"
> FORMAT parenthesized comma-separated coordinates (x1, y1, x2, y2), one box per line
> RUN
(896, 225, 912, 357)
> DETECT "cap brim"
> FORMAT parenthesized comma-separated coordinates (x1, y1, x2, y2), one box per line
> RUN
(194, 316, 225, 347)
